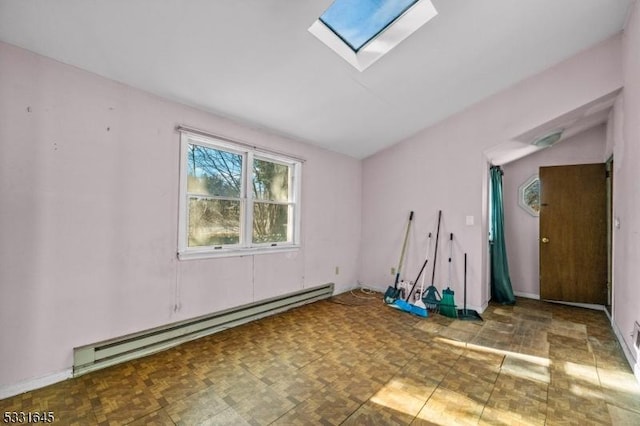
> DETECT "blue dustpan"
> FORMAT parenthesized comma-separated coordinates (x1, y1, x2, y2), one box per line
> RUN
(392, 299, 428, 318)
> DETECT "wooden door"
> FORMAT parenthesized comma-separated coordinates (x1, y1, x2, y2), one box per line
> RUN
(539, 164, 607, 304)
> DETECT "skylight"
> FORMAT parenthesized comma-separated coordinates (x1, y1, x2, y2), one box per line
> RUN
(319, 0, 419, 52)
(309, 0, 438, 71)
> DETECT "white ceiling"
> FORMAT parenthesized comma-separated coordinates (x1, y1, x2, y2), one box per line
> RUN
(0, 0, 633, 158)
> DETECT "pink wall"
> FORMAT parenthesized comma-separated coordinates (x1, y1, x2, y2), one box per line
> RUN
(502, 125, 607, 298)
(0, 42, 362, 391)
(611, 0, 640, 370)
(360, 35, 623, 313)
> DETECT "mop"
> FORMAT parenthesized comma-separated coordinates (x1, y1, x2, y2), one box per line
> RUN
(423, 210, 442, 311)
(384, 211, 413, 304)
(439, 233, 458, 318)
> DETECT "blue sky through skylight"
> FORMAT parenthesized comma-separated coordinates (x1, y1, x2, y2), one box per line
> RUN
(319, 0, 419, 52)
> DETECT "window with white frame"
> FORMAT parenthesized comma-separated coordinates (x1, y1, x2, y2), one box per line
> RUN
(178, 131, 301, 259)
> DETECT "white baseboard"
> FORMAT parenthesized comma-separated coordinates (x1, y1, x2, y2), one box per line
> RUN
(547, 300, 605, 311)
(0, 369, 72, 400)
(610, 317, 640, 384)
(363, 283, 388, 293)
(517, 292, 606, 311)
(514, 291, 540, 300)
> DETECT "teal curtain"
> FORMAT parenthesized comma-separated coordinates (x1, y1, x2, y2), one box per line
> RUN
(490, 166, 516, 305)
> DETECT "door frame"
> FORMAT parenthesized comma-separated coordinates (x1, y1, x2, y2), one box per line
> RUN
(606, 155, 614, 315)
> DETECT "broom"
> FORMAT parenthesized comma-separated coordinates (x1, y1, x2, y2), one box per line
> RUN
(393, 233, 431, 317)
(439, 233, 458, 318)
(440, 288, 458, 318)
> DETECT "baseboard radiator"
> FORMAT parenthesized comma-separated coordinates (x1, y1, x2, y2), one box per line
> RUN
(73, 283, 334, 377)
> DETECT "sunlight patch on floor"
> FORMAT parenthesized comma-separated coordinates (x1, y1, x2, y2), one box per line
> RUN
(569, 383, 604, 399)
(562, 361, 600, 386)
(415, 387, 483, 425)
(369, 378, 428, 417)
(434, 336, 467, 349)
(597, 367, 640, 393)
(434, 336, 550, 366)
(501, 355, 550, 384)
(479, 405, 544, 426)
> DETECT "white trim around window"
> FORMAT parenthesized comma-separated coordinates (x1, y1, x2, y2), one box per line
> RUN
(177, 130, 302, 260)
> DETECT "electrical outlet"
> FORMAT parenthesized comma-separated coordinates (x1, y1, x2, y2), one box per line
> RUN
(391, 267, 396, 276)
(335, 266, 340, 275)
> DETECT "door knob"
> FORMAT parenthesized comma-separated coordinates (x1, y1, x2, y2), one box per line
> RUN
(541, 237, 550, 243)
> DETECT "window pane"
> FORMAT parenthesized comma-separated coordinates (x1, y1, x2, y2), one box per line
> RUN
(187, 143, 242, 197)
(253, 159, 290, 202)
(320, 0, 419, 51)
(188, 198, 240, 246)
(253, 202, 290, 244)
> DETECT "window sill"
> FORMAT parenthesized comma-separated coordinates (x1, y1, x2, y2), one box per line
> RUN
(178, 245, 300, 260)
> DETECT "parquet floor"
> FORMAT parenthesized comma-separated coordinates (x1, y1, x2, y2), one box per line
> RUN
(2, 292, 639, 425)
